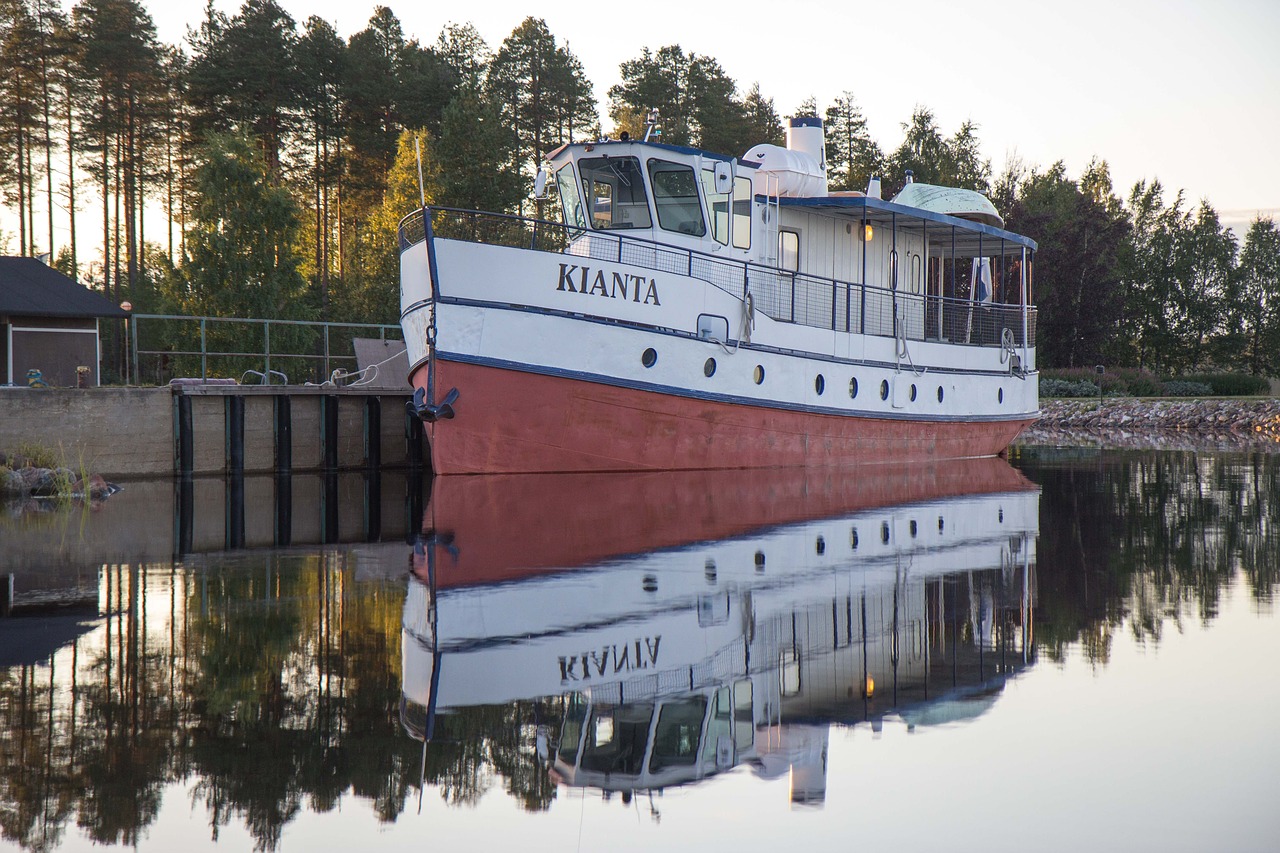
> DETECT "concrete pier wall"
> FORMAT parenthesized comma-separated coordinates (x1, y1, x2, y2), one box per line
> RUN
(0, 386, 423, 479)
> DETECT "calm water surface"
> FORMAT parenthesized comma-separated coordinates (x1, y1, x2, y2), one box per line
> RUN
(1, 450, 1278, 852)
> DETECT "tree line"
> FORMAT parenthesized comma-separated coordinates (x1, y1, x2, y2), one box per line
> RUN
(1, 0, 1277, 377)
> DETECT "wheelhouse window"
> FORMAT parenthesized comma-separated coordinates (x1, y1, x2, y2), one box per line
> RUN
(699, 171, 753, 249)
(578, 157, 652, 230)
(647, 159, 706, 237)
(700, 169, 730, 245)
(555, 166, 587, 231)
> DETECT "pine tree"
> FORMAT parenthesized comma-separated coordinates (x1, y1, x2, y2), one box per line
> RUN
(435, 83, 522, 213)
(488, 17, 594, 183)
(296, 14, 345, 318)
(823, 91, 883, 192)
(185, 0, 301, 179)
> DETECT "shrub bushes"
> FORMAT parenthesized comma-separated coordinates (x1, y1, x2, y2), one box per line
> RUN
(1180, 373, 1271, 396)
(1040, 368, 1272, 398)
(1040, 378, 1100, 398)
(1160, 380, 1214, 397)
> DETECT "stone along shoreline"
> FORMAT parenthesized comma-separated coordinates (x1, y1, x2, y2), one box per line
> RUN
(1020, 398, 1280, 450)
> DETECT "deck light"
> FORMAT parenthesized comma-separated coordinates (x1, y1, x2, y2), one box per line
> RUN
(863, 224, 874, 242)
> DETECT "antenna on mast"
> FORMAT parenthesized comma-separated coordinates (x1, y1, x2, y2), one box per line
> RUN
(414, 136, 426, 207)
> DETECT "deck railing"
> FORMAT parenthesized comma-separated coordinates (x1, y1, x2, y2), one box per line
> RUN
(400, 207, 1037, 350)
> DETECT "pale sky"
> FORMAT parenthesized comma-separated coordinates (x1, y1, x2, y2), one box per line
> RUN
(148, 0, 1279, 217)
(5, 0, 1279, 256)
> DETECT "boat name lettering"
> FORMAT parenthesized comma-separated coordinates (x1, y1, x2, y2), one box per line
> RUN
(558, 637, 661, 683)
(556, 264, 661, 306)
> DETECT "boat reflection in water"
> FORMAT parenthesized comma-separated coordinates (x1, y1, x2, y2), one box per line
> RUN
(402, 459, 1039, 806)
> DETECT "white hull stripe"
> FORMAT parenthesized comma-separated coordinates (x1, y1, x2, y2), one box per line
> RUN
(436, 350, 1038, 424)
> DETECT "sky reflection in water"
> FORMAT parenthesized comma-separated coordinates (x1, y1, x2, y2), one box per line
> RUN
(0, 449, 1277, 852)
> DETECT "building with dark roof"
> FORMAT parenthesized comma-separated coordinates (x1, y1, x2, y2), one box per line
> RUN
(0, 257, 128, 387)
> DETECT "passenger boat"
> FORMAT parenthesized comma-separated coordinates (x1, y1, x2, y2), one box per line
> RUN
(400, 116, 1039, 474)
(401, 460, 1039, 800)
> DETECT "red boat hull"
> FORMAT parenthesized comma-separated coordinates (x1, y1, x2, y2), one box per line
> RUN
(416, 359, 1034, 475)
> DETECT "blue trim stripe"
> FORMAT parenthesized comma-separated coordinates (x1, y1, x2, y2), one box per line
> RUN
(789, 116, 823, 128)
(436, 349, 1036, 424)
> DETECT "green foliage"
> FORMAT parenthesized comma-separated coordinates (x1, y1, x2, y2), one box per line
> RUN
(1235, 217, 1280, 376)
(884, 107, 990, 195)
(487, 17, 593, 181)
(1160, 380, 1213, 397)
(436, 84, 522, 213)
(1041, 366, 1160, 397)
(184, 0, 301, 177)
(1005, 160, 1129, 369)
(337, 128, 436, 323)
(1179, 373, 1271, 396)
(609, 44, 746, 153)
(824, 91, 884, 192)
(1040, 377, 1100, 398)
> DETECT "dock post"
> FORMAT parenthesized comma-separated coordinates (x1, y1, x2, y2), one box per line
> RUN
(406, 408, 425, 473)
(226, 395, 245, 476)
(274, 395, 292, 474)
(174, 476, 194, 558)
(274, 472, 292, 547)
(364, 397, 382, 470)
(226, 470, 245, 550)
(322, 395, 339, 469)
(175, 395, 194, 478)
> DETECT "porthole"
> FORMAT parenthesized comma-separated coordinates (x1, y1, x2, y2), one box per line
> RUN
(753, 364, 765, 384)
(705, 558, 717, 585)
(849, 377, 859, 398)
(909, 520, 918, 537)
(754, 551, 766, 572)
(815, 374, 825, 395)
(998, 387, 1004, 404)
(937, 386, 944, 403)
(938, 517, 944, 532)
(641, 348, 657, 368)
(704, 357, 717, 377)
(815, 536, 826, 555)
(642, 574, 658, 592)
(850, 528, 859, 550)
(880, 379, 889, 401)
(880, 522, 890, 544)
(909, 384, 917, 402)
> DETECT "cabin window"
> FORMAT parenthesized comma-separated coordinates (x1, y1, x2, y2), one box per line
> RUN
(647, 159, 706, 236)
(779, 230, 799, 271)
(555, 166, 587, 231)
(578, 156, 652, 230)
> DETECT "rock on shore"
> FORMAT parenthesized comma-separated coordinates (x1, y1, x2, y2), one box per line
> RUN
(1021, 398, 1280, 450)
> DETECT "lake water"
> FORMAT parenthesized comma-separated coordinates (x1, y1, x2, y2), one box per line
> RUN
(1, 447, 1278, 852)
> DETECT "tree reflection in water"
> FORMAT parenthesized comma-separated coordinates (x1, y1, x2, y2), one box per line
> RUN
(0, 449, 1276, 850)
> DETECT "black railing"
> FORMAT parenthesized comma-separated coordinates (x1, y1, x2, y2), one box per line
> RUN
(399, 207, 1037, 349)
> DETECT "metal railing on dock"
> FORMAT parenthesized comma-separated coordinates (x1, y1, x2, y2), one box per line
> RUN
(128, 314, 403, 386)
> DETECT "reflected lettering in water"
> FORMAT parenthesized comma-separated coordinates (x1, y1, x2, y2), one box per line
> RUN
(0, 450, 1277, 849)
(404, 461, 1038, 807)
